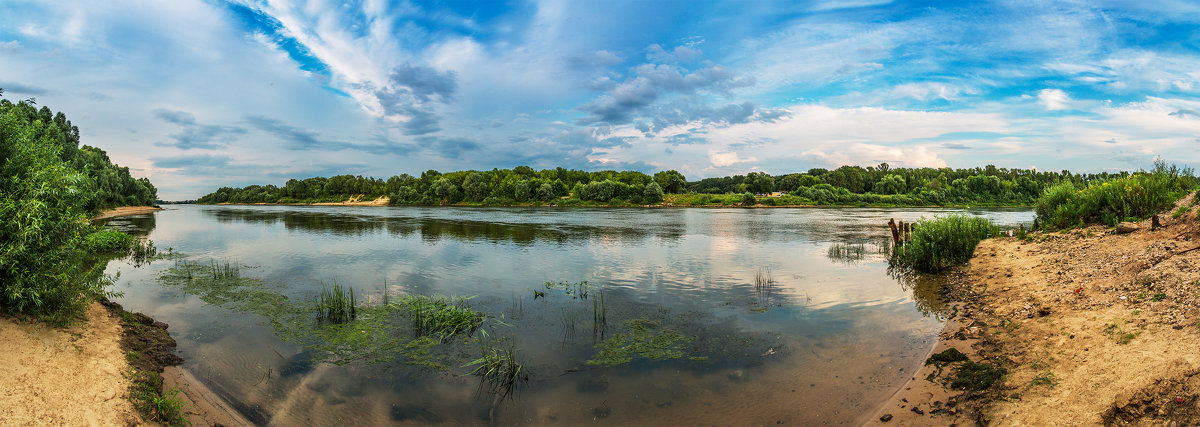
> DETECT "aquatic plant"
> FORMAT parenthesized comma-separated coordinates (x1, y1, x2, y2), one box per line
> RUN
(317, 282, 357, 324)
(592, 290, 608, 338)
(826, 242, 866, 264)
(208, 259, 240, 280)
(753, 267, 775, 292)
(544, 280, 589, 299)
(465, 340, 528, 399)
(560, 308, 578, 342)
(889, 214, 998, 273)
(398, 295, 485, 340)
(586, 319, 694, 367)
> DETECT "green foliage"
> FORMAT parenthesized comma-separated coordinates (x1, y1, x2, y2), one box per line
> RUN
(0, 96, 117, 324)
(465, 340, 528, 398)
(1034, 161, 1196, 230)
(951, 361, 1005, 391)
(317, 283, 357, 324)
(741, 192, 757, 206)
(890, 214, 998, 273)
(397, 295, 485, 340)
(642, 182, 664, 204)
(80, 229, 137, 254)
(586, 319, 694, 367)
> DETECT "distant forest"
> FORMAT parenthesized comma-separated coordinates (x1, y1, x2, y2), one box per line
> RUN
(195, 164, 1156, 207)
(0, 92, 157, 211)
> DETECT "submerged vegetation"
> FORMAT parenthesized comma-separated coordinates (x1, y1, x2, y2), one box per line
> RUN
(398, 295, 485, 340)
(465, 340, 528, 399)
(890, 214, 999, 273)
(586, 319, 696, 367)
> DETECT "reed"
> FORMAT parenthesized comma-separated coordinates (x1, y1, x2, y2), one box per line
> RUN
(826, 242, 866, 263)
(317, 282, 357, 324)
(889, 214, 998, 273)
(208, 259, 240, 280)
(754, 267, 775, 292)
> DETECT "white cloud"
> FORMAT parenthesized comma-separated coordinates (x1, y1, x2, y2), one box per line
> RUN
(708, 150, 756, 167)
(1037, 89, 1070, 110)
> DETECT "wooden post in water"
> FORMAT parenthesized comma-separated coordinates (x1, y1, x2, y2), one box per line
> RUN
(888, 218, 900, 244)
(903, 221, 912, 242)
(898, 220, 907, 244)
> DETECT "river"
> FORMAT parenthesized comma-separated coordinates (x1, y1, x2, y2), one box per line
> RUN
(101, 204, 1033, 425)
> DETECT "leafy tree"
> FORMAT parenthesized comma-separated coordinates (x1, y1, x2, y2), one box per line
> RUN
(0, 95, 112, 324)
(653, 170, 687, 193)
(643, 182, 664, 203)
(537, 183, 555, 202)
(513, 181, 531, 202)
(741, 192, 757, 206)
(874, 174, 906, 195)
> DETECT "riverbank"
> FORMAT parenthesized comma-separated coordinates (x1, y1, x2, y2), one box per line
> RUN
(0, 303, 140, 425)
(92, 206, 164, 220)
(869, 193, 1200, 425)
(205, 196, 1030, 209)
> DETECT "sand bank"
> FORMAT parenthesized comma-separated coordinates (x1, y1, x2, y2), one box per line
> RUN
(867, 193, 1200, 425)
(92, 206, 164, 220)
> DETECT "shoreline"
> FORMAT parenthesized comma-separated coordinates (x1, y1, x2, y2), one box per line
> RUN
(863, 193, 1200, 425)
(91, 206, 164, 220)
(202, 201, 1033, 209)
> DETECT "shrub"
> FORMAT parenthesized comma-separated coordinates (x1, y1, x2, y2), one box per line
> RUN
(80, 229, 137, 254)
(1035, 161, 1196, 230)
(1, 103, 112, 324)
(890, 214, 997, 273)
(741, 193, 757, 206)
(643, 182, 664, 204)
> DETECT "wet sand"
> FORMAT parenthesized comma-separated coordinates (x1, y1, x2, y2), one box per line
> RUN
(92, 206, 164, 220)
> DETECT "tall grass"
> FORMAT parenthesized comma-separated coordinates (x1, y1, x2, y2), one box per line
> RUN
(398, 295, 485, 340)
(1035, 160, 1197, 230)
(890, 214, 998, 273)
(592, 290, 608, 338)
(317, 282, 356, 324)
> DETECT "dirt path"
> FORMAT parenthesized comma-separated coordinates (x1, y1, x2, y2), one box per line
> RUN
(869, 194, 1200, 425)
(92, 206, 164, 220)
(0, 303, 141, 426)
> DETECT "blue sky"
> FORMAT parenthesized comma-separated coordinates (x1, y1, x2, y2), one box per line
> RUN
(2, 0, 1199, 199)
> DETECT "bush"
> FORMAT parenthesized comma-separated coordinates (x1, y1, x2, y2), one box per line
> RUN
(1034, 161, 1196, 230)
(741, 193, 757, 206)
(890, 214, 998, 273)
(80, 229, 137, 254)
(1, 103, 112, 324)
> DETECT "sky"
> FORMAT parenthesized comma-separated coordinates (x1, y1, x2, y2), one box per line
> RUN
(2, 0, 1199, 200)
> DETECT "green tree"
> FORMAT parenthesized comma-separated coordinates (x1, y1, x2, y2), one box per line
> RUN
(653, 170, 686, 193)
(643, 182, 664, 204)
(874, 174, 906, 195)
(1, 97, 111, 324)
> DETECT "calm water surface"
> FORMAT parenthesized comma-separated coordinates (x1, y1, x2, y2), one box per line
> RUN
(102, 205, 1032, 425)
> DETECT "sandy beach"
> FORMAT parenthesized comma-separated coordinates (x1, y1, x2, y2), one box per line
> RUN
(92, 206, 165, 221)
(868, 193, 1200, 425)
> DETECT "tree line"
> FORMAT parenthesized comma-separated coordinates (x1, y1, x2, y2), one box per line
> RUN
(196, 162, 1173, 207)
(1, 89, 158, 323)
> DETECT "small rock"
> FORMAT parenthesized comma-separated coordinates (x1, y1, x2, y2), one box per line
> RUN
(1116, 222, 1139, 234)
(911, 406, 925, 415)
(879, 414, 893, 422)
(1173, 325, 1184, 330)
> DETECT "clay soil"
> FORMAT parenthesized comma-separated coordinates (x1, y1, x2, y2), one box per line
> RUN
(869, 192, 1200, 426)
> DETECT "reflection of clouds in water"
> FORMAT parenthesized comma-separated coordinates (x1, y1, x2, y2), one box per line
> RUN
(105, 204, 1030, 425)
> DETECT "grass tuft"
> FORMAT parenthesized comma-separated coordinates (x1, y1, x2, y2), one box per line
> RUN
(397, 295, 485, 340)
(317, 282, 356, 324)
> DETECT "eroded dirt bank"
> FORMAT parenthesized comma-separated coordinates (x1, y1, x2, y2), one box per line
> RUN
(870, 194, 1200, 425)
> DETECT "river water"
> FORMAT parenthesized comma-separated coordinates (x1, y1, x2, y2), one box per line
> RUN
(101, 205, 1032, 425)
